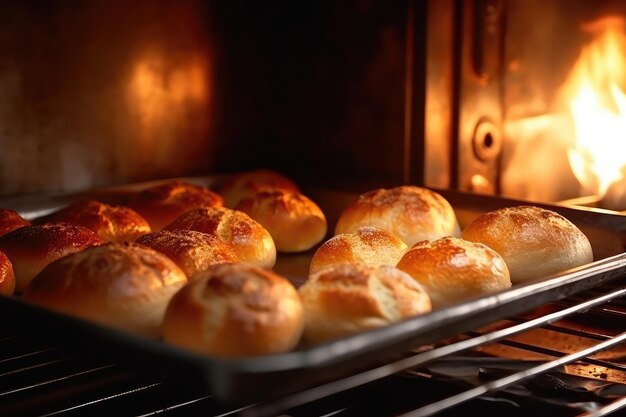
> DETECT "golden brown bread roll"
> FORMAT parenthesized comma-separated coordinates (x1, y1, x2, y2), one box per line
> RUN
(236, 190, 327, 253)
(136, 229, 239, 279)
(164, 207, 276, 268)
(129, 181, 223, 231)
(0, 250, 15, 295)
(298, 264, 432, 344)
(220, 169, 300, 208)
(162, 263, 303, 357)
(335, 186, 460, 247)
(309, 226, 408, 274)
(460, 205, 594, 283)
(0, 223, 104, 293)
(36, 200, 151, 243)
(0, 209, 30, 237)
(396, 237, 511, 308)
(23, 243, 188, 338)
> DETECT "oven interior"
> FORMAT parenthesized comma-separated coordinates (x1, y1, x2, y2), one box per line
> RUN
(1, 1, 626, 416)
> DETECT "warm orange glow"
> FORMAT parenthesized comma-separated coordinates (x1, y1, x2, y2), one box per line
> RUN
(129, 52, 209, 134)
(563, 18, 626, 197)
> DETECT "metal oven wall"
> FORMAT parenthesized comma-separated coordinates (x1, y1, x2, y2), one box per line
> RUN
(0, 0, 421, 196)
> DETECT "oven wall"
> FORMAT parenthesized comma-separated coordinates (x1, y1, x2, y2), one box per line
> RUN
(0, 0, 420, 196)
(0, 0, 216, 195)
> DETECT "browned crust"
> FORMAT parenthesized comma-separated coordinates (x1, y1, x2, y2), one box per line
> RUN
(335, 186, 460, 246)
(0, 223, 104, 258)
(0, 209, 30, 238)
(24, 242, 187, 337)
(310, 226, 407, 273)
(162, 263, 303, 357)
(460, 206, 593, 283)
(165, 207, 276, 268)
(219, 169, 300, 208)
(235, 190, 327, 253)
(129, 181, 224, 231)
(396, 237, 511, 308)
(0, 250, 15, 295)
(37, 200, 151, 243)
(0, 223, 104, 293)
(136, 229, 239, 279)
(298, 264, 431, 343)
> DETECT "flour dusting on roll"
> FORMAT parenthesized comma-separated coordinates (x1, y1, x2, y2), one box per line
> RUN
(396, 237, 511, 308)
(136, 229, 239, 279)
(460, 205, 593, 283)
(165, 207, 276, 268)
(309, 226, 407, 274)
(335, 186, 460, 247)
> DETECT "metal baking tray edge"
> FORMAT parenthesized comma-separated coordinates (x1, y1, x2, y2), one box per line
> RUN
(0, 178, 625, 406)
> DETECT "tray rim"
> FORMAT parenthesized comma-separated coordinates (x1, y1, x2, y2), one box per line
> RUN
(1, 176, 625, 404)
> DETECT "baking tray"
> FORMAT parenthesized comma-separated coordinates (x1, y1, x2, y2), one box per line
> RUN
(0, 178, 625, 407)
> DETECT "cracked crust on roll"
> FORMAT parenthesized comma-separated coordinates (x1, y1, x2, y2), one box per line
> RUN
(396, 237, 511, 308)
(219, 169, 300, 208)
(298, 264, 431, 344)
(23, 242, 187, 338)
(309, 226, 408, 274)
(460, 205, 593, 283)
(165, 207, 276, 268)
(136, 229, 239, 279)
(335, 186, 460, 247)
(129, 181, 223, 231)
(37, 200, 151, 243)
(162, 263, 304, 357)
(236, 190, 327, 253)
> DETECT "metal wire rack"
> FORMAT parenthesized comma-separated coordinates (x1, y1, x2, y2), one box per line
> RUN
(0, 278, 624, 417)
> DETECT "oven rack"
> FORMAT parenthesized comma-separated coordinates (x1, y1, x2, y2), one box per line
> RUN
(0, 278, 625, 416)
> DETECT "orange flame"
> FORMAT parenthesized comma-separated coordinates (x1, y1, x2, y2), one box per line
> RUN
(563, 17, 626, 197)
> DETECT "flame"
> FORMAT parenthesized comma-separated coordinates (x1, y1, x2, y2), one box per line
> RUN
(563, 18, 626, 197)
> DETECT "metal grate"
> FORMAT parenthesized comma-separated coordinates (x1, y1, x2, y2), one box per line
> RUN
(1, 281, 625, 417)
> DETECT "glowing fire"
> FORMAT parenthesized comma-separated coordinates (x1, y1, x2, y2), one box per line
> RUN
(562, 18, 626, 199)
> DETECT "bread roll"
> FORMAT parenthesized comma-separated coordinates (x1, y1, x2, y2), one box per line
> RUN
(162, 263, 303, 357)
(460, 205, 594, 283)
(0, 250, 15, 295)
(23, 243, 188, 337)
(136, 229, 239, 279)
(298, 264, 431, 344)
(0, 209, 30, 237)
(396, 237, 511, 308)
(36, 200, 151, 243)
(236, 190, 327, 253)
(220, 169, 300, 208)
(309, 226, 408, 274)
(165, 207, 276, 268)
(335, 186, 460, 247)
(129, 181, 223, 231)
(0, 223, 104, 293)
